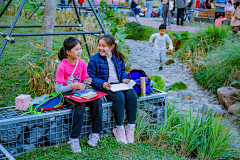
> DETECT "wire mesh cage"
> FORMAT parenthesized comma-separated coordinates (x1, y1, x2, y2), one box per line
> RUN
(0, 88, 167, 158)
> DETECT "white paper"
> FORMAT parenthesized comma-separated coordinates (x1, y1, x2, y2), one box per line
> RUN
(110, 80, 136, 92)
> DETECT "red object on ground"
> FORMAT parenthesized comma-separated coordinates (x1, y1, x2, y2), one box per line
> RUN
(64, 91, 108, 103)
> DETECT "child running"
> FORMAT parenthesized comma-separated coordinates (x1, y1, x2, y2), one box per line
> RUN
(55, 37, 102, 153)
(149, 24, 173, 70)
(87, 34, 138, 144)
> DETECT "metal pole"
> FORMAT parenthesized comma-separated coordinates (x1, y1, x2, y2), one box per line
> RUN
(0, 0, 27, 58)
(0, 144, 15, 160)
(11, 31, 101, 37)
(0, 24, 83, 28)
(125, 0, 139, 24)
(90, 0, 107, 31)
(28, 0, 45, 20)
(87, 0, 107, 34)
(0, 0, 13, 18)
(72, 0, 92, 58)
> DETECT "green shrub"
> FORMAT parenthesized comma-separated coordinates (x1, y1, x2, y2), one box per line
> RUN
(174, 25, 233, 61)
(194, 38, 240, 93)
(124, 22, 159, 41)
(135, 99, 239, 159)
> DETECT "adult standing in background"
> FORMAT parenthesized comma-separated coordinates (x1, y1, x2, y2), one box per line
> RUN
(146, 0, 154, 20)
(213, 0, 228, 21)
(162, 0, 170, 26)
(177, 0, 186, 26)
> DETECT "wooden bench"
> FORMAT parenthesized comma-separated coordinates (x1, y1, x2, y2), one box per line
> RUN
(198, 9, 232, 19)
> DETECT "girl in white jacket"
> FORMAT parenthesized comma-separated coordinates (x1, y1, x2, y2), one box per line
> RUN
(149, 24, 173, 70)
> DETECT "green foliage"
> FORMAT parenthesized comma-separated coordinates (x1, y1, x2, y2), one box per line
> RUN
(16, 136, 187, 159)
(165, 81, 188, 92)
(149, 76, 165, 91)
(135, 100, 239, 159)
(124, 22, 159, 41)
(194, 38, 240, 93)
(173, 31, 191, 41)
(174, 25, 233, 61)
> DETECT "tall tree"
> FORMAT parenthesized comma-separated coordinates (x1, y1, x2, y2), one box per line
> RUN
(41, 0, 56, 50)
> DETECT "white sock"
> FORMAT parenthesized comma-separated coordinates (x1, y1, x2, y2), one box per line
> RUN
(116, 125, 124, 130)
(92, 133, 99, 137)
(128, 123, 135, 129)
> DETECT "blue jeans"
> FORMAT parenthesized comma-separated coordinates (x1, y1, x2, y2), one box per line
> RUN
(101, 89, 137, 126)
(146, 1, 153, 18)
(159, 9, 162, 17)
(132, 8, 141, 15)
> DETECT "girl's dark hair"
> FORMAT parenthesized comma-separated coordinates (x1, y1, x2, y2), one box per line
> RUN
(58, 37, 81, 61)
(98, 34, 125, 60)
(234, 1, 240, 8)
(159, 24, 166, 30)
(217, 12, 223, 18)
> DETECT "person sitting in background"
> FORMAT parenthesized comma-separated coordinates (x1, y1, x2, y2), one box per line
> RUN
(210, 0, 215, 9)
(215, 12, 227, 27)
(131, 0, 141, 17)
(205, 0, 212, 8)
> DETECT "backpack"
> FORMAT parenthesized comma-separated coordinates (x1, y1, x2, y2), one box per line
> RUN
(33, 93, 64, 111)
(128, 69, 152, 95)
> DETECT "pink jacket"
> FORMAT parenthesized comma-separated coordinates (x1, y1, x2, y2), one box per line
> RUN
(215, 18, 227, 28)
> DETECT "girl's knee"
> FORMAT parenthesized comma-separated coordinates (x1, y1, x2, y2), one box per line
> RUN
(113, 91, 125, 103)
(74, 105, 85, 116)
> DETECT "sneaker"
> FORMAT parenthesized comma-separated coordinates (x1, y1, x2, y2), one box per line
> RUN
(169, 25, 171, 28)
(159, 66, 163, 70)
(136, 15, 139, 17)
(67, 138, 82, 153)
(124, 125, 135, 143)
(112, 128, 128, 144)
(88, 133, 100, 147)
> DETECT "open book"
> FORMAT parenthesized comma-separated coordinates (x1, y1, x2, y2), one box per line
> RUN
(110, 80, 136, 92)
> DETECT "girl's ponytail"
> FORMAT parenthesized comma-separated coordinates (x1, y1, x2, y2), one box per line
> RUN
(112, 42, 125, 60)
(58, 47, 67, 61)
(98, 34, 125, 61)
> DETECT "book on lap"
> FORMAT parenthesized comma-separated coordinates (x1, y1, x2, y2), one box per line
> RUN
(110, 80, 136, 92)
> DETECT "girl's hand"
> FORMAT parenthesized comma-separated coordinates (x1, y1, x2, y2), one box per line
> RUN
(123, 79, 130, 84)
(102, 82, 111, 90)
(86, 78, 92, 84)
(71, 83, 86, 90)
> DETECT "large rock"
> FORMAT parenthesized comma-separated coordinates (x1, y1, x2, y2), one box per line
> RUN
(217, 87, 238, 109)
(165, 59, 175, 65)
(228, 102, 240, 116)
(201, 104, 228, 116)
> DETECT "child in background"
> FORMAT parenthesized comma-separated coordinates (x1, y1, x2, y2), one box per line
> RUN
(149, 24, 173, 70)
(55, 37, 102, 153)
(87, 34, 137, 144)
(215, 12, 227, 27)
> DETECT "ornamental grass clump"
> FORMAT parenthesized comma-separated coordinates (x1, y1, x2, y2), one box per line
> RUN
(194, 37, 240, 93)
(135, 99, 238, 159)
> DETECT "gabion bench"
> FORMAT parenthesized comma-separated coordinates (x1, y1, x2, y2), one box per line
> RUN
(0, 89, 167, 159)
